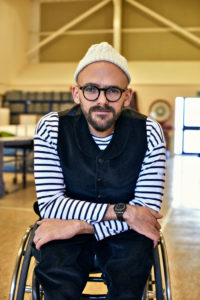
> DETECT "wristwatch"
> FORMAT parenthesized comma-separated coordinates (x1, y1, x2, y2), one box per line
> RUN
(113, 203, 127, 221)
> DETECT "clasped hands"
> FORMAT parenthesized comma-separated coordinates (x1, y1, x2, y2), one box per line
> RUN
(34, 205, 162, 250)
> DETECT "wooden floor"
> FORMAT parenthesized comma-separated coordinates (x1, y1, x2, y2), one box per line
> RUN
(0, 155, 200, 300)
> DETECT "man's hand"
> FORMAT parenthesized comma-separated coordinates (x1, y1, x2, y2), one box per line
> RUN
(33, 219, 94, 250)
(123, 205, 163, 247)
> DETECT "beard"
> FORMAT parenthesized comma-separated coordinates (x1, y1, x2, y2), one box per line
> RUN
(81, 105, 122, 132)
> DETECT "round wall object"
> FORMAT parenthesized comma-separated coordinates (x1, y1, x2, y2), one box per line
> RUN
(149, 100, 171, 122)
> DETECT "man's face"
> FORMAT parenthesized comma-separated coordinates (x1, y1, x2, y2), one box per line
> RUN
(72, 61, 133, 136)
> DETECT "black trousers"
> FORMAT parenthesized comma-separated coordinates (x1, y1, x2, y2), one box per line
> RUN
(35, 230, 153, 300)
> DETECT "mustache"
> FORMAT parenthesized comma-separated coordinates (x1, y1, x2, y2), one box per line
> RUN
(89, 106, 115, 113)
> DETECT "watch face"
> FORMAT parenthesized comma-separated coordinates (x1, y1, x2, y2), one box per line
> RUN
(115, 203, 126, 212)
(114, 203, 126, 221)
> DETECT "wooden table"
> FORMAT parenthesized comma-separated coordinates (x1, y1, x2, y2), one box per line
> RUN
(0, 137, 33, 198)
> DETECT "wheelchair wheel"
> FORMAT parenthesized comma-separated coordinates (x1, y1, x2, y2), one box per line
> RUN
(158, 231, 171, 300)
(9, 223, 38, 300)
(143, 232, 172, 300)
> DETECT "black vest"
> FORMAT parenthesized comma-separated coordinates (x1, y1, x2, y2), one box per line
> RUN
(57, 105, 147, 205)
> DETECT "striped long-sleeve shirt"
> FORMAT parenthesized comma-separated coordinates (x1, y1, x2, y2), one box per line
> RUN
(34, 112, 166, 241)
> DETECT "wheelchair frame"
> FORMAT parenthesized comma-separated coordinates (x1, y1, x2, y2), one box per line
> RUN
(9, 223, 171, 300)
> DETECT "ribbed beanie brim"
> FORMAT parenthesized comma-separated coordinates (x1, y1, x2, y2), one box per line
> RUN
(74, 42, 131, 83)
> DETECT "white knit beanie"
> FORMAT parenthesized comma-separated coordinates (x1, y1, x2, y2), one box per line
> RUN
(74, 42, 131, 83)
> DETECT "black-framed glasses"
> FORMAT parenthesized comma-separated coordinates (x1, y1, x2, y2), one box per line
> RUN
(79, 85, 127, 102)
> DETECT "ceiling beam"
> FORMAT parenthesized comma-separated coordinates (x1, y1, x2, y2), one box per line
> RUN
(126, 0, 200, 47)
(113, 0, 122, 53)
(37, 29, 113, 36)
(35, 27, 200, 37)
(29, 0, 40, 62)
(40, 0, 94, 2)
(123, 27, 200, 33)
(27, 0, 111, 56)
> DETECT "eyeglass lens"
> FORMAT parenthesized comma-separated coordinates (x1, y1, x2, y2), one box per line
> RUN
(82, 85, 123, 102)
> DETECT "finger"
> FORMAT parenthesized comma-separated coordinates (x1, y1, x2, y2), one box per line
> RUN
(153, 239, 158, 248)
(145, 226, 160, 246)
(150, 210, 163, 219)
(36, 239, 43, 250)
(36, 236, 51, 250)
(34, 227, 42, 240)
(34, 226, 41, 234)
(34, 226, 43, 242)
(33, 233, 41, 245)
(154, 221, 161, 231)
(154, 232, 160, 248)
(153, 231, 160, 248)
(37, 219, 47, 225)
(35, 237, 45, 250)
(157, 214, 163, 219)
(145, 215, 161, 231)
(145, 213, 161, 229)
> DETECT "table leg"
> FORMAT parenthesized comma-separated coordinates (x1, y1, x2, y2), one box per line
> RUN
(22, 148, 26, 189)
(0, 142, 5, 198)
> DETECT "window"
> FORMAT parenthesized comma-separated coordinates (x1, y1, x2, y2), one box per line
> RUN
(174, 97, 200, 155)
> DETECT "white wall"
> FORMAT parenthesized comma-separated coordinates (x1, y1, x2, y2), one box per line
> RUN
(0, 0, 30, 94)
(10, 60, 200, 88)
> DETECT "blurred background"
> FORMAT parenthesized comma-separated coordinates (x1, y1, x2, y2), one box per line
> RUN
(0, 0, 200, 299)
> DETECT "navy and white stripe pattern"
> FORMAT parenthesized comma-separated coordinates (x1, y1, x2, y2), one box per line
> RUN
(34, 112, 166, 241)
(130, 119, 166, 210)
(91, 133, 113, 150)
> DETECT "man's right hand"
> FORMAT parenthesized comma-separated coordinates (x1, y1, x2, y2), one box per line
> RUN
(33, 218, 94, 250)
(123, 205, 163, 247)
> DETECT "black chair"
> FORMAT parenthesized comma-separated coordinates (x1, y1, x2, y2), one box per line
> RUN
(9, 223, 171, 300)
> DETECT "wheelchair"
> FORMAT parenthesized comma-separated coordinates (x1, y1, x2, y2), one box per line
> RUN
(9, 222, 172, 300)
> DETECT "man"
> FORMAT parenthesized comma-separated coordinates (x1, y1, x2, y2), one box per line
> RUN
(33, 42, 166, 299)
